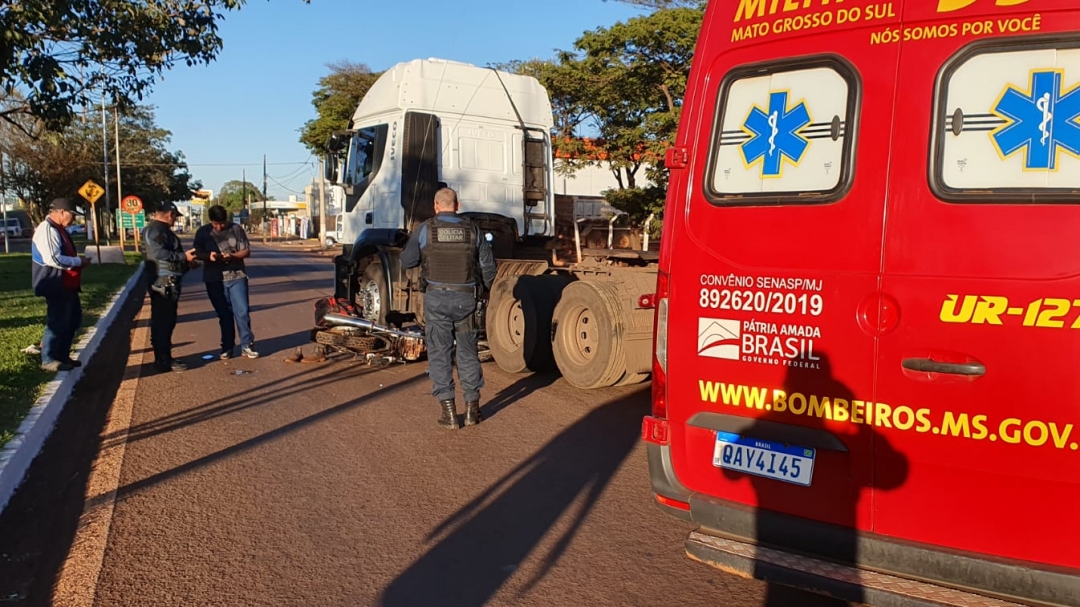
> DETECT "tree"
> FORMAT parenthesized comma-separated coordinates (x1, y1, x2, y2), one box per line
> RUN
(213, 180, 264, 216)
(111, 106, 198, 210)
(1, 104, 197, 223)
(0, 0, 309, 132)
(299, 61, 382, 156)
(514, 6, 703, 223)
(604, 0, 705, 8)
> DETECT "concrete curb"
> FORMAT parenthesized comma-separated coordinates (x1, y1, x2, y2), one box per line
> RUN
(0, 261, 146, 515)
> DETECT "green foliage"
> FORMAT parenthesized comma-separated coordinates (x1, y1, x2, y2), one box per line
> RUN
(0, 0, 310, 132)
(604, 0, 704, 7)
(508, 5, 703, 221)
(2, 105, 198, 223)
(0, 253, 141, 447)
(603, 184, 667, 229)
(214, 180, 264, 215)
(299, 61, 382, 156)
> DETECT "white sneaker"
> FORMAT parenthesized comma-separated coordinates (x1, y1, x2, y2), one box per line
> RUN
(242, 345, 260, 359)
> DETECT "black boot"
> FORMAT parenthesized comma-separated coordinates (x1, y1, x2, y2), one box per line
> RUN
(464, 401, 482, 426)
(438, 399, 459, 430)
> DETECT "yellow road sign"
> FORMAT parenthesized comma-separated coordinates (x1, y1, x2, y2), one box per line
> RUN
(79, 180, 104, 205)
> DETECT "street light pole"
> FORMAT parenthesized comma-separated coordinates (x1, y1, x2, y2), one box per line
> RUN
(262, 154, 268, 244)
(99, 93, 112, 246)
(243, 168, 248, 228)
(114, 106, 125, 250)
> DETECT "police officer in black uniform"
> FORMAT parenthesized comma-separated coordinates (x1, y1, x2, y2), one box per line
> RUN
(401, 187, 497, 429)
(144, 201, 197, 373)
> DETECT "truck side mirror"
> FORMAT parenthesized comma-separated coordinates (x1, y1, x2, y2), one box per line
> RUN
(324, 153, 339, 183)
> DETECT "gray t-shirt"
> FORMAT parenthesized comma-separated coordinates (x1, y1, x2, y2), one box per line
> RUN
(195, 223, 250, 282)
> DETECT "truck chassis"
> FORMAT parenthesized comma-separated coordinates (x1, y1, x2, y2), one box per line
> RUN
(312, 197, 658, 389)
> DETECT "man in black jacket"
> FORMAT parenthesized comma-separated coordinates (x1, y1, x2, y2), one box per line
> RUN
(144, 201, 196, 372)
(401, 187, 497, 429)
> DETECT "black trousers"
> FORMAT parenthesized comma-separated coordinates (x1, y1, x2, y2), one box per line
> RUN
(149, 286, 180, 363)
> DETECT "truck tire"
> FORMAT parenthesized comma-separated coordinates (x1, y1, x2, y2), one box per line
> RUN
(359, 260, 390, 326)
(486, 274, 566, 373)
(614, 372, 649, 387)
(552, 281, 627, 390)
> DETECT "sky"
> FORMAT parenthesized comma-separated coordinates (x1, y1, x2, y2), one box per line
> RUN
(145, 0, 649, 201)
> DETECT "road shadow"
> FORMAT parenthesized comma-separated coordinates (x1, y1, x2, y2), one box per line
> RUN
(722, 353, 909, 606)
(101, 370, 428, 506)
(130, 341, 193, 356)
(0, 279, 144, 607)
(379, 387, 648, 607)
(102, 360, 374, 448)
(249, 329, 314, 358)
(481, 371, 560, 419)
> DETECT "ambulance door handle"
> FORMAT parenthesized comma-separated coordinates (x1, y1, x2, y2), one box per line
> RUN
(902, 358, 985, 377)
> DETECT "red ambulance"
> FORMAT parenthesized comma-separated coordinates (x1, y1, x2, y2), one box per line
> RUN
(644, 1, 1080, 605)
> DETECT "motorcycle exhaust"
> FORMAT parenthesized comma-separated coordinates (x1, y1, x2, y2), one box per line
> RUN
(322, 313, 425, 341)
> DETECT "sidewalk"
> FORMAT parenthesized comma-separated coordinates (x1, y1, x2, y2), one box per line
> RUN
(0, 261, 146, 514)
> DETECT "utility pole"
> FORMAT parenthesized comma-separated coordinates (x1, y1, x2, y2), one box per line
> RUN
(99, 93, 112, 246)
(114, 106, 125, 250)
(243, 168, 248, 229)
(1, 151, 8, 255)
(262, 154, 268, 244)
(318, 159, 328, 249)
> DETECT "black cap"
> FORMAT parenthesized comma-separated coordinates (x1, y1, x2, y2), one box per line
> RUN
(156, 201, 182, 217)
(50, 198, 83, 216)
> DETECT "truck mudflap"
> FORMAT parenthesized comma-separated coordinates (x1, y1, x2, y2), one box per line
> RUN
(685, 532, 1030, 607)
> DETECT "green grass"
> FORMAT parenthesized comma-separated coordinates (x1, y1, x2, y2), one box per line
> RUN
(0, 252, 142, 447)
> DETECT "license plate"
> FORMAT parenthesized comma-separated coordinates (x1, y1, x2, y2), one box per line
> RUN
(713, 432, 816, 487)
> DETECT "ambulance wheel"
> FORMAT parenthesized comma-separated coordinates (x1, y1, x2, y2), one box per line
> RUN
(486, 274, 566, 373)
(359, 260, 390, 326)
(552, 281, 626, 390)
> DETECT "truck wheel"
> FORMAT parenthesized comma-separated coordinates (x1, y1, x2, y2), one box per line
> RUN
(359, 260, 390, 326)
(552, 281, 627, 390)
(486, 274, 564, 373)
(614, 372, 649, 387)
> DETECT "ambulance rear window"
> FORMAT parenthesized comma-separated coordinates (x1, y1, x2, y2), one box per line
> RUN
(705, 58, 858, 206)
(932, 39, 1080, 202)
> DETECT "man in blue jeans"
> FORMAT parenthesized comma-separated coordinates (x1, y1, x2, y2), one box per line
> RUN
(31, 198, 91, 372)
(193, 205, 259, 359)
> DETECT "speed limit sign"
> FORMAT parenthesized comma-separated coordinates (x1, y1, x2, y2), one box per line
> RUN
(121, 195, 143, 215)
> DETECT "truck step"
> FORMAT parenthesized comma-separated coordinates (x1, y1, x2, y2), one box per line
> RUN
(685, 531, 1028, 607)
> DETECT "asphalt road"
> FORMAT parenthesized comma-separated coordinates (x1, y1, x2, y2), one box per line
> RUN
(0, 244, 851, 607)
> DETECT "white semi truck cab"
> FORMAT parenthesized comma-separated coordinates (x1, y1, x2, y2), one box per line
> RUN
(325, 58, 556, 246)
(317, 58, 659, 391)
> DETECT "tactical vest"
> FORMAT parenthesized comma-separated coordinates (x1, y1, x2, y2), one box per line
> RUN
(421, 215, 478, 286)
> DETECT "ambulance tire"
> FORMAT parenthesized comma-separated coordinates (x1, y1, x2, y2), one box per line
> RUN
(552, 281, 627, 390)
